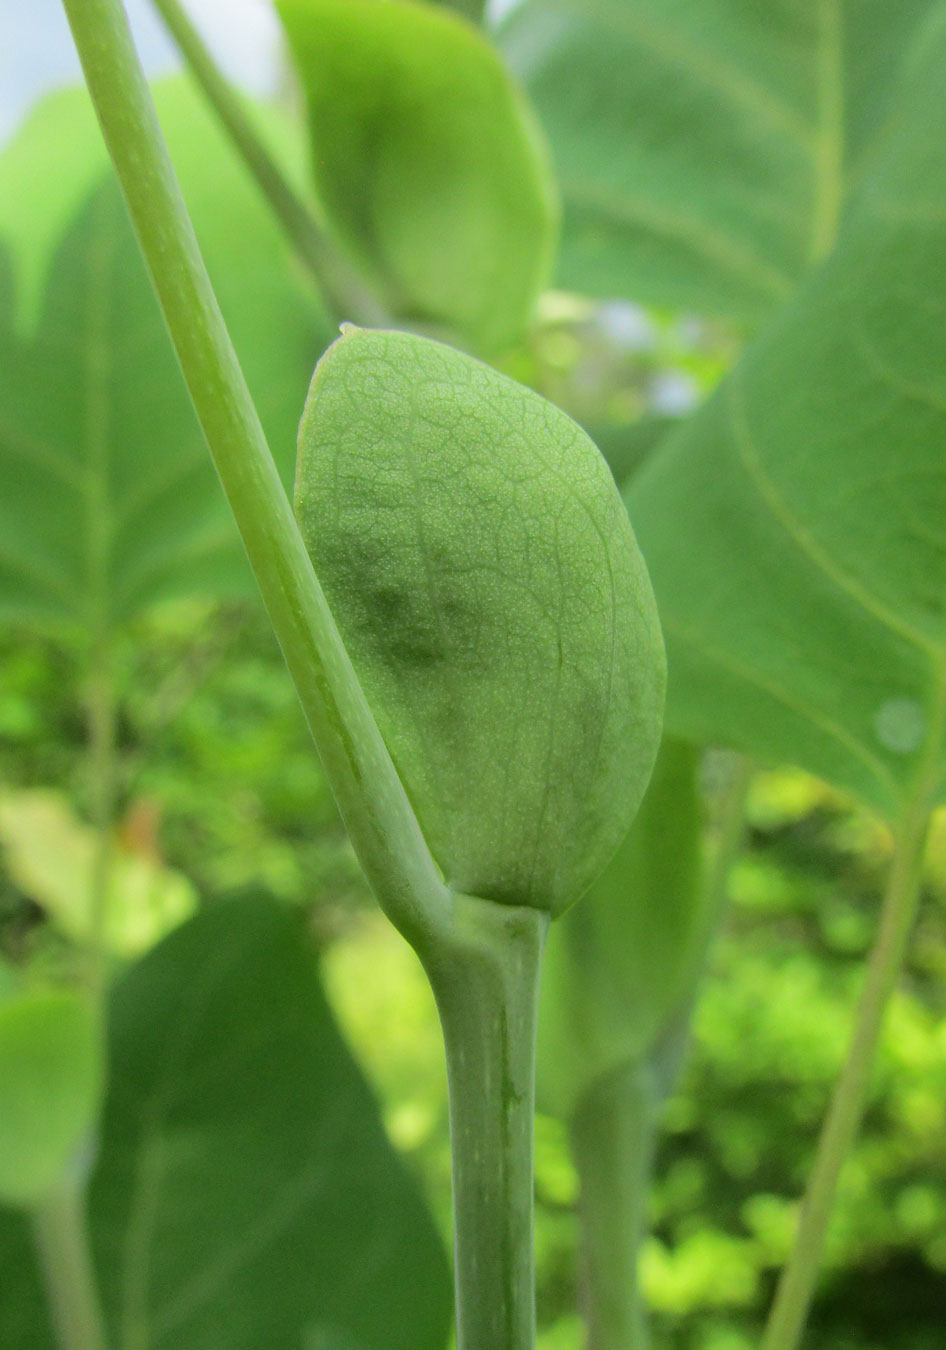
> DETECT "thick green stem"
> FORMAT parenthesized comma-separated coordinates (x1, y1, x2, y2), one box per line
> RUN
(148, 0, 388, 326)
(761, 801, 932, 1350)
(31, 1175, 109, 1350)
(60, 0, 449, 949)
(423, 895, 548, 1350)
(571, 1063, 658, 1350)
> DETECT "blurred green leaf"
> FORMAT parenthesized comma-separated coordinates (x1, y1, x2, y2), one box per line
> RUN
(0, 988, 103, 1208)
(0, 81, 328, 629)
(276, 0, 558, 352)
(296, 327, 665, 914)
(537, 737, 702, 1118)
(0, 790, 196, 958)
(0, 895, 451, 1348)
(628, 17, 946, 818)
(500, 0, 936, 319)
(0, 957, 19, 1000)
(587, 416, 679, 491)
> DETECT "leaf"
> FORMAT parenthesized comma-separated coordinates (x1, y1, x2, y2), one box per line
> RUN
(585, 415, 679, 491)
(0, 790, 196, 959)
(276, 0, 558, 352)
(0, 988, 103, 1208)
(295, 327, 665, 914)
(499, 0, 937, 319)
(0, 81, 329, 629)
(0, 896, 452, 1349)
(0, 958, 18, 1001)
(537, 737, 703, 1118)
(628, 16, 946, 819)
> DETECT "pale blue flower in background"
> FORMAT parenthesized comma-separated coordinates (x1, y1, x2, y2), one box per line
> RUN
(595, 300, 656, 353)
(649, 369, 699, 415)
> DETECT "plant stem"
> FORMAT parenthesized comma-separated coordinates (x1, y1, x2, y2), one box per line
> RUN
(565, 752, 752, 1350)
(60, 0, 449, 949)
(423, 895, 548, 1350)
(149, 0, 389, 326)
(570, 1062, 658, 1350)
(85, 635, 118, 995)
(657, 751, 754, 1071)
(761, 799, 932, 1350)
(701, 754, 753, 948)
(31, 1174, 109, 1350)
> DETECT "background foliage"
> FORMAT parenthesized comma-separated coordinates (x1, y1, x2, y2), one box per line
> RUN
(5, 596, 946, 1347)
(4, 0, 946, 1346)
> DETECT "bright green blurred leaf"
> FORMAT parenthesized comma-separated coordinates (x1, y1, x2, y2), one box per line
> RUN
(0, 81, 328, 629)
(277, 0, 558, 352)
(0, 790, 195, 958)
(537, 737, 703, 1117)
(296, 327, 665, 914)
(0, 989, 103, 1208)
(499, 0, 936, 319)
(628, 20, 946, 818)
(0, 895, 451, 1348)
(641, 1228, 759, 1314)
(0, 958, 19, 1001)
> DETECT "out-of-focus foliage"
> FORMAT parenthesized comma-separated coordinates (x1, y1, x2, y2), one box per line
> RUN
(4, 583, 946, 1346)
(503, 292, 735, 431)
(0, 789, 195, 957)
(537, 737, 703, 1119)
(499, 0, 935, 320)
(0, 985, 102, 1207)
(629, 15, 946, 818)
(0, 896, 451, 1349)
(328, 762, 946, 1350)
(0, 82, 328, 629)
(3, 0, 946, 1333)
(0, 612, 365, 956)
(277, 0, 557, 352)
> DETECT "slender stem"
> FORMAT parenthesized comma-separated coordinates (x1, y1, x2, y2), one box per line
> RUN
(149, 0, 389, 326)
(761, 800, 932, 1350)
(701, 754, 753, 947)
(570, 1062, 658, 1350)
(85, 635, 118, 995)
(423, 895, 548, 1350)
(658, 752, 754, 1067)
(31, 1175, 109, 1350)
(566, 749, 752, 1348)
(60, 0, 449, 950)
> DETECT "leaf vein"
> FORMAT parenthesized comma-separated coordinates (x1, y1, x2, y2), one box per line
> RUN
(728, 373, 937, 659)
(663, 614, 900, 806)
(563, 178, 795, 302)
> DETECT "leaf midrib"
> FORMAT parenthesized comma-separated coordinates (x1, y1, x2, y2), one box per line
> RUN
(541, 0, 815, 147)
(727, 373, 938, 661)
(809, 0, 845, 262)
(561, 177, 796, 302)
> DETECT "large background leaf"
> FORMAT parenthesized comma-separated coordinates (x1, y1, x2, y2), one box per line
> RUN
(628, 13, 946, 818)
(0, 82, 329, 630)
(499, 0, 937, 319)
(0, 896, 451, 1349)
